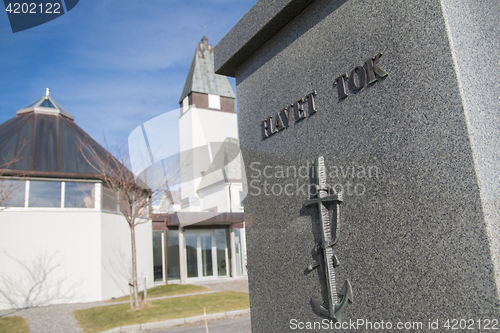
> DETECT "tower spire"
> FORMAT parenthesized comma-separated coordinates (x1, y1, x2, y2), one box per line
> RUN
(200, 24, 208, 37)
(201, 35, 209, 49)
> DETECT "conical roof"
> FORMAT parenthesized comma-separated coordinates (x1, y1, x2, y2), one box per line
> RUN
(0, 90, 118, 179)
(179, 36, 236, 103)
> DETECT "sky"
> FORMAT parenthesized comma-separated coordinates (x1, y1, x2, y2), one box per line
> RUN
(0, 0, 255, 157)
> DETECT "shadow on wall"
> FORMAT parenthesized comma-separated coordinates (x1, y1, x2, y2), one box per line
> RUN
(0, 250, 82, 309)
(101, 242, 133, 298)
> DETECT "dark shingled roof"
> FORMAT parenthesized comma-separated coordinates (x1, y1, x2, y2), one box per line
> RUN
(0, 92, 120, 179)
(179, 36, 236, 104)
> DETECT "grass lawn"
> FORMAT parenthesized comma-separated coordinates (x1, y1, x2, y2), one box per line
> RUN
(75, 291, 249, 333)
(106, 284, 210, 303)
(0, 316, 30, 333)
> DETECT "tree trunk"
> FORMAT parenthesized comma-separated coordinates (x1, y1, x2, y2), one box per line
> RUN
(130, 225, 140, 308)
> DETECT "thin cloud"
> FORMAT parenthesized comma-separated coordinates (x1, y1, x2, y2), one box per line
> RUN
(0, 0, 254, 149)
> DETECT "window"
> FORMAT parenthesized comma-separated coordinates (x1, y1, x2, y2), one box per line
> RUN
(208, 94, 220, 110)
(0, 179, 102, 210)
(28, 180, 97, 208)
(153, 231, 165, 282)
(65, 182, 94, 208)
(0, 179, 26, 207)
(181, 96, 189, 114)
(39, 98, 55, 108)
(215, 229, 229, 277)
(102, 186, 119, 212)
(29, 180, 61, 207)
(239, 191, 244, 208)
(166, 229, 180, 280)
(235, 228, 244, 275)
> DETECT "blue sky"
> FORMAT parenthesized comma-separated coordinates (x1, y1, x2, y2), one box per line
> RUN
(0, 0, 255, 154)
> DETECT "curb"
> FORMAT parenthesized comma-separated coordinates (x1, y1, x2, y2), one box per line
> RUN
(101, 308, 250, 333)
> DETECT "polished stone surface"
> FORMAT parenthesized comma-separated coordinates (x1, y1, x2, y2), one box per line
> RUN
(216, 0, 500, 331)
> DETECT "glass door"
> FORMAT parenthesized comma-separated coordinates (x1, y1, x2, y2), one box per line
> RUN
(152, 231, 165, 282)
(184, 230, 220, 279)
(199, 232, 213, 277)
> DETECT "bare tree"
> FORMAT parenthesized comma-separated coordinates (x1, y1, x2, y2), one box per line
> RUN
(79, 140, 174, 309)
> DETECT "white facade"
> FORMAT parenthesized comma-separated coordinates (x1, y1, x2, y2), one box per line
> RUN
(196, 174, 244, 213)
(179, 105, 239, 213)
(0, 180, 153, 310)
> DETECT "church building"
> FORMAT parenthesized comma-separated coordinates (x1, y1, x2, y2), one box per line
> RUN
(152, 36, 247, 284)
(0, 89, 153, 309)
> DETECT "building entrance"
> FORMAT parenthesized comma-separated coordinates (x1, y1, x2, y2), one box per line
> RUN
(184, 229, 229, 280)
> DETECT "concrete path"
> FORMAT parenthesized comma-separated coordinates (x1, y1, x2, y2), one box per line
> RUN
(190, 277, 249, 294)
(0, 277, 249, 333)
(152, 316, 251, 333)
(0, 301, 105, 333)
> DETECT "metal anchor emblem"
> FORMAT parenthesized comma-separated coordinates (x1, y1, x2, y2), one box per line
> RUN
(305, 156, 352, 322)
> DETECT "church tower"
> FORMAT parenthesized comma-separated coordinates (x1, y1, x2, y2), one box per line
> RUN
(152, 37, 246, 284)
(178, 36, 239, 212)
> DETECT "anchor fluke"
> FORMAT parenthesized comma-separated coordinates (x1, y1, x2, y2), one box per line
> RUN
(310, 298, 330, 318)
(334, 280, 353, 323)
(310, 279, 353, 322)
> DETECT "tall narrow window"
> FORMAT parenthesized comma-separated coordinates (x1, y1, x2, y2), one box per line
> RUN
(185, 234, 198, 278)
(167, 229, 180, 280)
(235, 228, 244, 275)
(215, 229, 229, 277)
(153, 231, 165, 282)
(200, 233, 213, 277)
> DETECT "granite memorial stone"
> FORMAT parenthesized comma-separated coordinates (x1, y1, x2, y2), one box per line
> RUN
(215, 0, 500, 331)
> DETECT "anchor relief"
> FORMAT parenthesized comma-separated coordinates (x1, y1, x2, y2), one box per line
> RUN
(305, 156, 353, 322)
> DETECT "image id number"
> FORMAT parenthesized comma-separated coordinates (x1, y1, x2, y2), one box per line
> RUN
(443, 319, 499, 330)
(6, 3, 61, 14)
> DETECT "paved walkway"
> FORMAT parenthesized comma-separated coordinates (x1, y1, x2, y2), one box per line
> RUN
(153, 316, 251, 333)
(189, 277, 249, 294)
(0, 277, 249, 333)
(0, 301, 105, 333)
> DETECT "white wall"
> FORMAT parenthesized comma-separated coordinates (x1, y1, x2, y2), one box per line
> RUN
(197, 182, 244, 213)
(100, 213, 153, 300)
(0, 209, 154, 310)
(179, 105, 239, 212)
(100, 212, 131, 300)
(0, 210, 102, 309)
(198, 182, 227, 212)
(134, 218, 154, 292)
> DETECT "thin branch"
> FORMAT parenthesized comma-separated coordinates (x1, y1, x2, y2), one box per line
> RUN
(0, 139, 29, 210)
